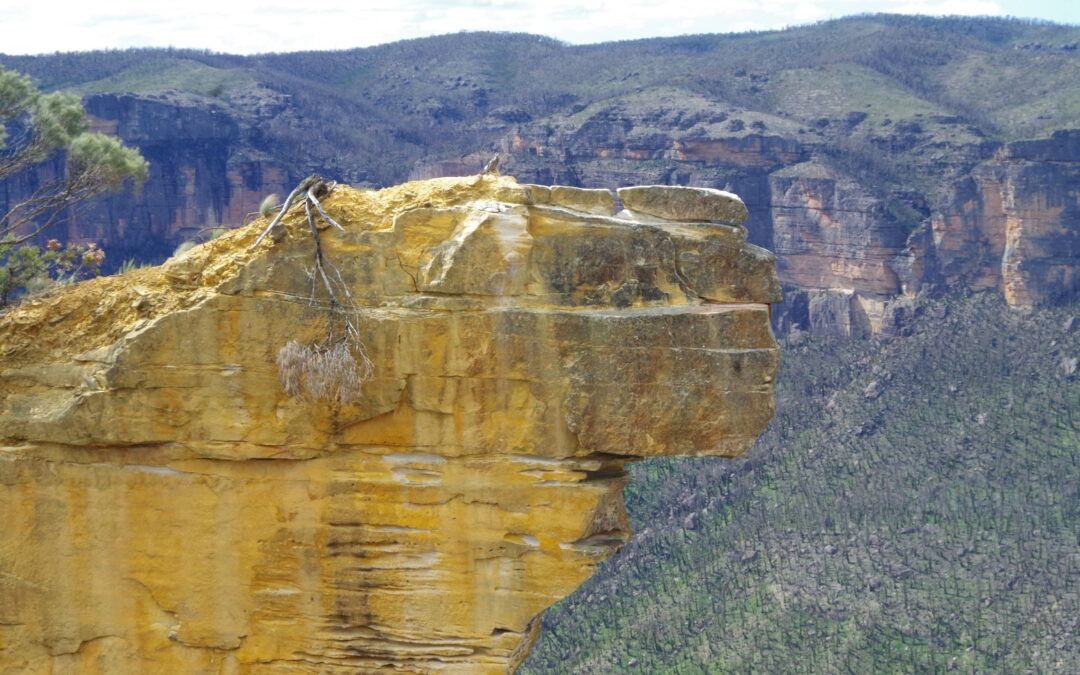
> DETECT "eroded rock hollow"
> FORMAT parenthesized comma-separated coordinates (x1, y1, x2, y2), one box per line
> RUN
(0, 175, 780, 673)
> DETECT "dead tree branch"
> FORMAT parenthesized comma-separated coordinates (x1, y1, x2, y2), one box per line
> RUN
(264, 175, 373, 404)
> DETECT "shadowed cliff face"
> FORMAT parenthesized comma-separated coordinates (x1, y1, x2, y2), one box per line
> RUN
(0, 93, 292, 266)
(0, 176, 779, 673)
(81, 94, 290, 263)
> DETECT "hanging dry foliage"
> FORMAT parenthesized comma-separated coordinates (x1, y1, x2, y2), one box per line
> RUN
(276, 339, 373, 405)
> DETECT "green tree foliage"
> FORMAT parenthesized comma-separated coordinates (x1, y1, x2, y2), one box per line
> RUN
(0, 65, 147, 305)
(0, 238, 104, 306)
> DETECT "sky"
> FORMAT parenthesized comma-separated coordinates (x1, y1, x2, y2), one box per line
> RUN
(0, 0, 1077, 56)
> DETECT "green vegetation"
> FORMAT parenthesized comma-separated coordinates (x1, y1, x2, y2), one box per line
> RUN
(0, 239, 104, 305)
(68, 59, 257, 98)
(0, 65, 147, 306)
(522, 293, 1079, 673)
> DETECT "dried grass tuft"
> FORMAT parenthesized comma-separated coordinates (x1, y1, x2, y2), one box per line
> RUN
(276, 338, 373, 405)
(276, 340, 307, 398)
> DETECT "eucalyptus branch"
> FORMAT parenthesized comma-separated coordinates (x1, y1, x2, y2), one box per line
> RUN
(251, 175, 319, 248)
(0, 128, 49, 181)
(1, 165, 110, 243)
(306, 186, 345, 232)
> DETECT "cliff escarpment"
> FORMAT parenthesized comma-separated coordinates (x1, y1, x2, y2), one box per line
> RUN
(0, 176, 779, 673)
(23, 90, 1071, 339)
(497, 102, 1078, 335)
(82, 93, 289, 262)
(933, 131, 1080, 308)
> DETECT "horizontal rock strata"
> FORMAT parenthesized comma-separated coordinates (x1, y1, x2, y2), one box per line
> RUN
(0, 175, 780, 673)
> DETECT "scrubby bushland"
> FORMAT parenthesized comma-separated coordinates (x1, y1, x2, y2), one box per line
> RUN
(523, 293, 1080, 673)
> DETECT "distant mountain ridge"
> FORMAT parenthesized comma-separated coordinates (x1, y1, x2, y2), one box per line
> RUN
(2, 14, 1078, 333)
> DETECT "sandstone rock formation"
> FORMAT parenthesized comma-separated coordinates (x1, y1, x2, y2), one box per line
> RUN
(932, 131, 1080, 308)
(0, 175, 780, 673)
(82, 93, 290, 263)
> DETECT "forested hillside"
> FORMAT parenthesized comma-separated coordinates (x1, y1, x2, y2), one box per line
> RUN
(522, 294, 1080, 673)
(6, 14, 1080, 146)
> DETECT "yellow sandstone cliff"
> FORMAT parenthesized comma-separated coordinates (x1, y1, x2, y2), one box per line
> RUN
(0, 175, 780, 673)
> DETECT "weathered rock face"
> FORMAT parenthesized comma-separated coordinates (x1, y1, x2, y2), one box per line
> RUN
(0, 176, 779, 673)
(80, 94, 291, 263)
(930, 131, 1080, 307)
(767, 166, 911, 335)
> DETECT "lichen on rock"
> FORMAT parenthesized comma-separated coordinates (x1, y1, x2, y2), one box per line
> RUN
(0, 175, 780, 673)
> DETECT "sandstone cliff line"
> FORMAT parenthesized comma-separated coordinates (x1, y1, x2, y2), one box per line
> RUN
(7, 92, 1073, 339)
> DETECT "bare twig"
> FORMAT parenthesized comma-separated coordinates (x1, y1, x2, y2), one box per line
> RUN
(1, 165, 109, 244)
(250, 176, 316, 249)
(307, 187, 345, 232)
